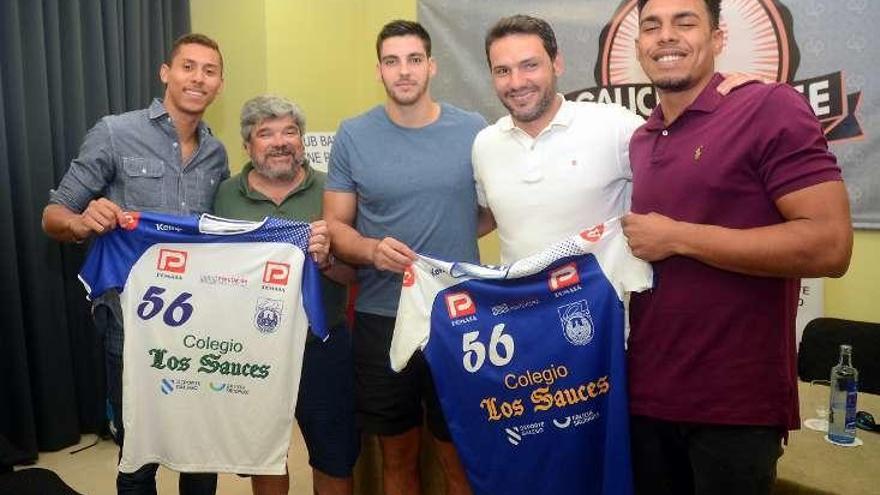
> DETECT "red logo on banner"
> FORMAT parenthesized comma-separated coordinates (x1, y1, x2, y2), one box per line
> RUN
(445, 292, 476, 319)
(549, 262, 580, 291)
(262, 262, 290, 286)
(403, 266, 415, 287)
(579, 224, 605, 243)
(157, 249, 187, 273)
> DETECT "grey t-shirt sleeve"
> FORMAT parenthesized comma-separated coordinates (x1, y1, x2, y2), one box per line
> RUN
(49, 118, 116, 212)
(325, 125, 355, 192)
(475, 112, 489, 129)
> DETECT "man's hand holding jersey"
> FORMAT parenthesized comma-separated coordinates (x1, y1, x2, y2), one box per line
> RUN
(309, 219, 331, 269)
(43, 197, 130, 244)
(370, 237, 417, 274)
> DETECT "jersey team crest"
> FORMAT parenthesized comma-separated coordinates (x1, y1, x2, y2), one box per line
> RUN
(558, 299, 595, 346)
(255, 298, 283, 334)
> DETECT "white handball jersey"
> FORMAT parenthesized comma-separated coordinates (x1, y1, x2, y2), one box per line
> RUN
(393, 219, 652, 495)
(79, 212, 326, 475)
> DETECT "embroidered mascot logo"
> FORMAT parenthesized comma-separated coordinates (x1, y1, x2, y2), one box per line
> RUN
(557, 299, 595, 346)
(254, 297, 283, 334)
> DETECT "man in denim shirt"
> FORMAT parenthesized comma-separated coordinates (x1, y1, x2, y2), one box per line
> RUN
(42, 33, 228, 495)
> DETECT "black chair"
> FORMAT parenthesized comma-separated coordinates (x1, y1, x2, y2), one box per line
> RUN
(0, 468, 81, 495)
(0, 435, 80, 495)
(798, 317, 880, 395)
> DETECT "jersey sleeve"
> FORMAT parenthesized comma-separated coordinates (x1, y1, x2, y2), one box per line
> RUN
(301, 256, 328, 340)
(390, 258, 450, 371)
(590, 219, 653, 299)
(78, 225, 145, 300)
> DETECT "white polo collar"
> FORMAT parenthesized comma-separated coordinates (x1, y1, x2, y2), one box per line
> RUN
(498, 94, 573, 135)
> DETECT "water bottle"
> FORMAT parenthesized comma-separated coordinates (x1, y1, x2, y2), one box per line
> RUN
(827, 344, 858, 444)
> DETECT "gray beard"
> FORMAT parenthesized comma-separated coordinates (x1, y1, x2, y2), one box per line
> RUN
(253, 159, 301, 182)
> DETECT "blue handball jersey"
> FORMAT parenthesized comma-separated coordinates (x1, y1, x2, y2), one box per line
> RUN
(392, 219, 652, 495)
(79, 212, 326, 475)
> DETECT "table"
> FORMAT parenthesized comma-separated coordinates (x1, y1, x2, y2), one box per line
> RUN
(775, 382, 880, 494)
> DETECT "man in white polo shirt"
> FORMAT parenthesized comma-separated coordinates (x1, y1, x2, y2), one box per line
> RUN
(473, 14, 643, 263)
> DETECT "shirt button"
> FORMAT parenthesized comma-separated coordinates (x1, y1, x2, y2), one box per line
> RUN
(141, 168, 147, 173)
(180, 201, 186, 207)
(173, 142, 178, 148)
(661, 130, 669, 136)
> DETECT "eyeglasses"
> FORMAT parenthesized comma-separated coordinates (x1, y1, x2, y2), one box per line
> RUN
(856, 411, 879, 432)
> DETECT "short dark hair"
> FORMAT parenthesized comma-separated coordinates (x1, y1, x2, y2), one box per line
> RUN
(167, 33, 223, 72)
(376, 20, 432, 59)
(484, 15, 558, 67)
(637, 0, 721, 30)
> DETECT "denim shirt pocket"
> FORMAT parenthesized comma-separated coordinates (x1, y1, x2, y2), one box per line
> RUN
(122, 157, 165, 209)
(183, 168, 224, 214)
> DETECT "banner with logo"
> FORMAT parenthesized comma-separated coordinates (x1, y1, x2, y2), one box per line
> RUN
(420, 0, 879, 228)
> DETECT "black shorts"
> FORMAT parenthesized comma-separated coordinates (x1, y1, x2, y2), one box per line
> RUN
(353, 312, 451, 440)
(295, 323, 360, 477)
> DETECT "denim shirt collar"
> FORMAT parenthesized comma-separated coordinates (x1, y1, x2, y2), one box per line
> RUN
(148, 98, 213, 137)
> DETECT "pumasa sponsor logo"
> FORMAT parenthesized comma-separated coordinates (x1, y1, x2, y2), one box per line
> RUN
(262, 261, 290, 285)
(445, 291, 477, 325)
(157, 248, 187, 275)
(549, 262, 580, 292)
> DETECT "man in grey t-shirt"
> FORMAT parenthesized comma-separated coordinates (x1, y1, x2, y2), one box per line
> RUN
(324, 20, 487, 495)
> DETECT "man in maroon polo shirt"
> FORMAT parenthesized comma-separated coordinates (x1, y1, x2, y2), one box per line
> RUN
(622, 1, 853, 494)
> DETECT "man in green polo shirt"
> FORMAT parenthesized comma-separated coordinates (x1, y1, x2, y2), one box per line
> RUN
(213, 95, 359, 495)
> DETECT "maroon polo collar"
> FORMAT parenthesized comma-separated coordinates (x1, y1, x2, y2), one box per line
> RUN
(644, 72, 725, 131)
